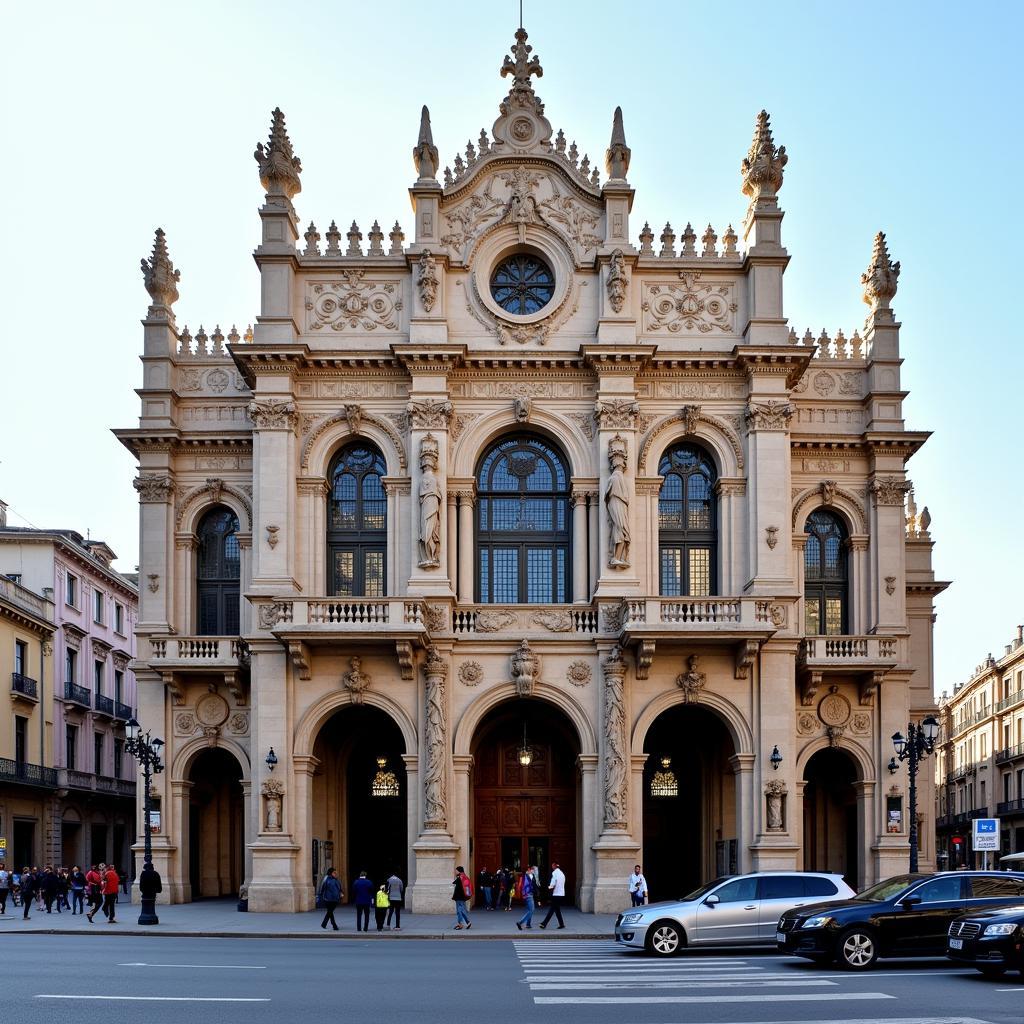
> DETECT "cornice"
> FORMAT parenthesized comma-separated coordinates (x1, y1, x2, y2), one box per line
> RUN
(580, 343, 657, 372)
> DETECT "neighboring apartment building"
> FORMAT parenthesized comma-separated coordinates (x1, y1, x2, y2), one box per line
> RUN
(0, 501, 138, 870)
(936, 626, 1024, 867)
(117, 27, 946, 912)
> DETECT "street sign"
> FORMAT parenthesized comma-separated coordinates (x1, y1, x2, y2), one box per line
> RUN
(973, 817, 1000, 852)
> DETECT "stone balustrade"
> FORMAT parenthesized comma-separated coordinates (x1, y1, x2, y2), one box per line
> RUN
(148, 635, 248, 669)
(799, 634, 904, 668)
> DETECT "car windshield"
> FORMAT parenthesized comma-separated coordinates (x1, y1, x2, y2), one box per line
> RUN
(679, 877, 730, 902)
(854, 874, 924, 902)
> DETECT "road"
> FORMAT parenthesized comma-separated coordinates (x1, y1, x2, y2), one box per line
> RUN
(4, 934, 1023, 1024)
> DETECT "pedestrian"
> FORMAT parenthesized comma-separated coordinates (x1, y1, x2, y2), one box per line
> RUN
(374, 884, 389, 932)
(317, 867, 342, 931)
(538, 862, 566, 930)
(120, 869, 129, 896)
(0, 862, 8, 914)
(516, 865, 538, 930)
(502, 867, 515, 910)
(40, 865, 58, 913)
(85, 864, 102, 922)
(352, 871, 373, 932)
(477, 866, 493, 910)
(20, 866, 34, 920)
(628, 865, 647, 907)
(33, 866, 45, 911)
(69, 866, 86, 915)
(452, 865, 471, 930)
(138, 862, 162, 909)
(101, 863, 120, 923)
(385, 869, 404, 930)
(57, 868, 70, 912)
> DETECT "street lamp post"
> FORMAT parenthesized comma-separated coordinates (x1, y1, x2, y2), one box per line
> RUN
(125, 717, 164, 925)
(888, 714, 939, 873)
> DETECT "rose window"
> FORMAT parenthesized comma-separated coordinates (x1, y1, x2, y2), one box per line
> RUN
(489, 254, 555, 315)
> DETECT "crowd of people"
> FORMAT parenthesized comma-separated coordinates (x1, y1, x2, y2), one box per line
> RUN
(0, 862, 126, 922)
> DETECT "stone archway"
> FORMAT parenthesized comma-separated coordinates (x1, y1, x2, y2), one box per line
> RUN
(186, 746, 245, 898)
(803, 746, 860, 887)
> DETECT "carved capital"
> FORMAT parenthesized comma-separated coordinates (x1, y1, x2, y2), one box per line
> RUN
(134, 475, 175, 504)
(745, 400, 794, 432)
(248, 399, 296, 430)
(594, 398, 640, 430)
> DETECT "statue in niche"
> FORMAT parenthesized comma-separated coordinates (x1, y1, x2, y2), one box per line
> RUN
(606, 248, 628, 313)
(604, 434, 631, 568)
(510, 639, 541, 697)
(418, 434, 443, 568)
(765, 780, 786, 832)
(262, 778, 284, 833)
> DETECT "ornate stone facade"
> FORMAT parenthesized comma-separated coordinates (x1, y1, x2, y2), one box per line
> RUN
(118, 26, 944, 915)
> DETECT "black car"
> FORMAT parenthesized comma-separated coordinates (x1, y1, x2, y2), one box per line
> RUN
(776, 871, 1024, 970)
(947, 904, 1024, 978)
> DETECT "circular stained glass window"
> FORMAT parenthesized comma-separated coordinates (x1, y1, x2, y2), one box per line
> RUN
(489, 253, 555, 315)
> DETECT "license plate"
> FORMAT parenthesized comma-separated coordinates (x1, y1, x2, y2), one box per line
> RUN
(776, 930, 786, 943)
(949, 938, 963, 950)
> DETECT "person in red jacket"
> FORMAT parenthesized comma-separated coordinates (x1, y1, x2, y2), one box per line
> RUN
(101, 864, 120, 923)
(85, 864, 103, 923)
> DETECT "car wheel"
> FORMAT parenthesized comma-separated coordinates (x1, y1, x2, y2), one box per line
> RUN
(837, 928, 878, 970)
(977, 965, 1006, 979)
(646, 920, 685, 957)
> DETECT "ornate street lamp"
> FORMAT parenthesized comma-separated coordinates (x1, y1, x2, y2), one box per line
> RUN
(125, 716, 164, 925)
(888, 714, 939, 872)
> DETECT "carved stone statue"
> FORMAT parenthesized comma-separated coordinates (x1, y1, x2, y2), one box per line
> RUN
(412, 105, 439, 181)
(606, 248, 628, 313)
(821, 480, 837, 506)
(675, 655, 706, 704)
(418, 434, 443, 568)
(514, 396, 531, 423)
(765, 780, 786, 833)
(261, 778, 285, 833)
(604, 434, 631, 568)
(861, 231, 901, 312)
(602, 647, 628, 829)
(342, 656, 371, 704)
(423, 647, 448, 830)
(510, 639, 541, 697)
(418, 250, 439, 312)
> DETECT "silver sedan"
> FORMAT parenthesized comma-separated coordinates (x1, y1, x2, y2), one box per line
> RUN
(614, 871, 855, 957)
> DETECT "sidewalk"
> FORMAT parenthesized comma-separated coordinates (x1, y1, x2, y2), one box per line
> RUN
(0, 899, 618, 939)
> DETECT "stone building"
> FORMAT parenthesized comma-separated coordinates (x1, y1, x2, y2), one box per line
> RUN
(935, 626, 1024, 867)
(117, 29, 945, 912)
(0, 503, 138, 871)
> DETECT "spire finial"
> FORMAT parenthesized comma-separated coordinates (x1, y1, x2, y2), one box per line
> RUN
(604, 106, 631, 182)
(861, 231, 901, 312)
(741, 109, 787, 203)
(254, 107, 302, 203)
(140, 227, 180, 318)
(501, 26, 543, 93)
(412, 105, 440, 182)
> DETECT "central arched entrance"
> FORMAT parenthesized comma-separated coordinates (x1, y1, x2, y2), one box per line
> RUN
(471, 698, 580, 903)
(187, 747, 244, 898)
(803, 747, 859, 886)
(312, 704, 407, 897)
(643, 704, 736, 900)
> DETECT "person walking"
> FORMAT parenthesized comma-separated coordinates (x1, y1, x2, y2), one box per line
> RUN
(538, 862, 566, 930)
(69, 866, 86, 915)
(101, 863, 120, 923)
(40, 865, 58, 913)
(0, 862, 9, 915)
(452, 866, 471, 930)
(385, 870, 404, 930)
(477, 866, 493, 911)
(352, 871, 373, 932)
(374, 884, 389, 932)
(20, 866, 35, 920)
(317, 867, 342, 931)
(85, 864, 102, 922)
(57, 868, 70, 912)
(138, 863, 162, 912)
(516, 865, 538, 930)
(628, 865, 648, 907)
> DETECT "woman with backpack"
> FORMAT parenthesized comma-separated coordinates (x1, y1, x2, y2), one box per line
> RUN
(452, 866, 472, 930)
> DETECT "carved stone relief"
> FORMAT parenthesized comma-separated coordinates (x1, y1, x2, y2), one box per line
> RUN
(261, 778, 284, 833)
(566, 660, 592, 687)
(341, 656, 371, 704)
(510, 639, 541, 697)
(642, 273, 737, 334)
(675, 655, 706, 703)
(305, 275, 402, 332)
(602, 647, 628, 830)
(458, 661, 484, 687)
(423, 647, 449, 831)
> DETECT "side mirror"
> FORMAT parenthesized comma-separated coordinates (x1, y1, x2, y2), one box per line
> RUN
(704, 894, 720, 907)
(899, 895, 921, 908)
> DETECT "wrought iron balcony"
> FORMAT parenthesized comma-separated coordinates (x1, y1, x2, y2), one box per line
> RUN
(997, 798, 1024, 816)
(0, 758, 57, 788)
(94, 693, 115, 717)
(996, 743, 1024, 764)
(63, 681, 91, 707)
(996, 690, 1024, 713)
(59, 769, 136, 797)
(11, 672, 38, 701)
(114, 700, 133, 720)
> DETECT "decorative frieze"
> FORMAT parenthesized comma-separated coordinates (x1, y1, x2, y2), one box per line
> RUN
(642, 273, 737, 335)
(407, 399, 454, 430)
(745, 400, 794, 432)
(305, 274, 402, 332)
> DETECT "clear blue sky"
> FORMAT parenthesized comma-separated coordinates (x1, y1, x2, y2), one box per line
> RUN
(2, 1, 1021, 694)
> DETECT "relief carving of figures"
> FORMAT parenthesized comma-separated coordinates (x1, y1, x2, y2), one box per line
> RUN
(745, 400, 794, 432)
(602, 647, 629, 829)
(408, 399, 453, 430)
(248, 399, 296, 430)
(343, 403, 363, 436)
(417, 250, 440, 312)
(601, 603, 625, 634)
(605, 434, 631, 568)
(440, 179, 504, 253)
(133, 475, 175, 503)
(261, 778, 285, 833)
(821, 480, 837, 505)
(537, 177, 601, 253)
(305, 273, 402, 332)
(643, 273, 737, 334)
(680, 404, 701, 436)
(606, 248, 628, 313)
(594, 398, 639, 430)
(341, 656, 371, 704)
(510, 639, 541, 697)
(423, 647, 449, 831)
(424, 604, 448, 633)
(417, 434, 443, 568)
(675, 655, 706, 703)
(765, 780, 786, 832)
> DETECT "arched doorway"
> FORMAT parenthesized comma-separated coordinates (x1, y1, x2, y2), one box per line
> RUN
(803, 747, 859, 886)
(312, 705, 407, 897)
(187, 747, 244, 898)
(643, 704, 736, 900)
(471, 699, 579, 903)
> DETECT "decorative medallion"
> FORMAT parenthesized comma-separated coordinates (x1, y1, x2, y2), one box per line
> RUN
(195, 692, 230, 729)
(458, 661, 484, 687)
(818, 689, 851, 728)
(566, 661, 592, 687)
(174, 712, 197, 735)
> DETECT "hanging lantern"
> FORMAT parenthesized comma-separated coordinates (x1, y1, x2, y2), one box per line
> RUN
(370, 756, 400, 798)
(518, 722, 533, 767)
(649, 755, 678, 798)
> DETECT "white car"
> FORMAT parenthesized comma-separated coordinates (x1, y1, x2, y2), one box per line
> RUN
(615, 871, 855, 957)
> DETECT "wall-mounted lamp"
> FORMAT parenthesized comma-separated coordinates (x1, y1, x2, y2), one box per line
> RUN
(770, 745, 783, 771)
(266, 747, 278, 772)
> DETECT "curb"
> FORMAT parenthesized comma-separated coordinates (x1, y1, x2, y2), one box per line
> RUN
(7, 927, 611, 941)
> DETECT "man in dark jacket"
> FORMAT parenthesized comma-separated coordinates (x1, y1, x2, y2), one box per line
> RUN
(139, 864, 162, 901)
(20, 866, 35, 920)
(318, 868, 342, 931)
(40, 866, 58, 913)
(352, 871, 373, 932)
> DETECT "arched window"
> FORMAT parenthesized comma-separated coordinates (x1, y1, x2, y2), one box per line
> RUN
(328, 442, 387, 597)
(658, 444, 717, 596)
(196, 507, 241, 635)
(803, 509, 848, 635)
(476, 435, 570, 604)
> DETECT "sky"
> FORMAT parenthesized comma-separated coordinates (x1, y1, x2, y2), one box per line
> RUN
(1, 0, 1021, 695)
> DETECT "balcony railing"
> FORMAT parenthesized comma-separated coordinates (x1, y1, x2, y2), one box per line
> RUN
(11, 672, 38, 700)
(95, 775, 118, 793)
(65, 769, 95, 790)
(114, 700, 132, 720)
(0, 758, 57, 787)
(969, 807, 989, 820)
(60, 769, 136, 796)
(996, 690, 1024, 713)
(952, 710, 989, 738)
(799, 634, 903, 668)
(997, 798, 1024, 816)
(996, 743, 1024, 764)
(116, 778, 136, 797)
(149, 635, 249, 667)
(63, 681, 91, 706)
(94, 693, 114, 716)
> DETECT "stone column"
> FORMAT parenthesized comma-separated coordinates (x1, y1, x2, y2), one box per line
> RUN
(452, 754, 473, 872)
(576, 754, 599, 912)
(446, 491, 458, 592)
(291, 754, 320, 909)
(457, 491, 475, 602)
(571, 489, 589, 603)
(296, 477, 328, 595)
(402, 754, 420, 891)
(730, 752, 756, 874)
(587, 492, 599, 598)
(856, 780, 876, 892)
(849, 536, 869, 634)
(166, 779, 193, 904)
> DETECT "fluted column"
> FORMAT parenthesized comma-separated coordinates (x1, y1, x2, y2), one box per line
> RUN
(457, 491, 475, 602)
(446, 491, 458, 590)
(587, 492, 599, 598)
(571, 490, 588, 602)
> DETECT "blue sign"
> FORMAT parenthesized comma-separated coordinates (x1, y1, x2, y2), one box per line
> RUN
(976, 819, 997, 833)
(973, 818, 1000, 851)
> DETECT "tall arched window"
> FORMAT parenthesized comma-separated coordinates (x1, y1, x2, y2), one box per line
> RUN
(328, 442, 387, 597)
(196, 507, 241, 635)
(804, 509, 848, 635)
(476, 436, 570, 604)
(658, 444, 717, 596)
